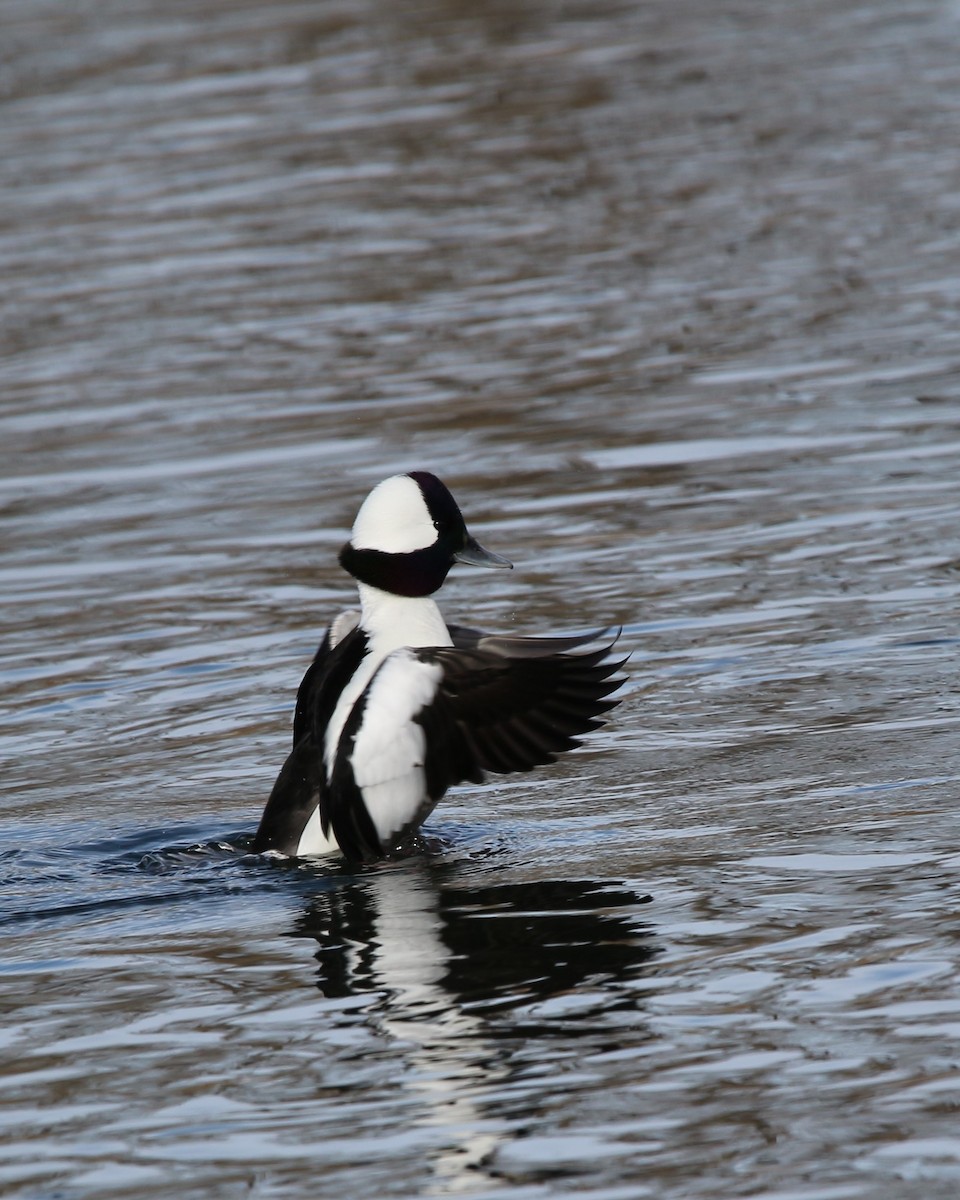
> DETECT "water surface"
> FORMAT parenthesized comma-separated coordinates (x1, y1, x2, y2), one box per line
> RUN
(3, 0, 960, 1196)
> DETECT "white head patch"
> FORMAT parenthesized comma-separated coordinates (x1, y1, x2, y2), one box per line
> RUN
(351, 475, 436, 555)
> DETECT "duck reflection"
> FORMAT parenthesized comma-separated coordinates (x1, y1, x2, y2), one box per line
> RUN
(286, 864, 659, 1188)
(288, 866, 659, 1026)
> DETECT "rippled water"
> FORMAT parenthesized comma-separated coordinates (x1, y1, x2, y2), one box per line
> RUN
(4, 0, 960, 1196)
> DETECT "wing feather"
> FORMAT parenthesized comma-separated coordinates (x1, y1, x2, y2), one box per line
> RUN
(415, 628, 625, 797)
(254, 621, 368, 856)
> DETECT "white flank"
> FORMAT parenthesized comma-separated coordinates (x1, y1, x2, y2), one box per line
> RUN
(349, 651, 444, 845)
(295, 807, 341, 856)
(351, 475, 437, 554)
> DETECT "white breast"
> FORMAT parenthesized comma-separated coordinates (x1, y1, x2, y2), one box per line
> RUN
(323, 585, 452, 785)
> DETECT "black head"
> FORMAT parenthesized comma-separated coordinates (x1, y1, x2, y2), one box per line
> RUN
(338, 471, 511, 597)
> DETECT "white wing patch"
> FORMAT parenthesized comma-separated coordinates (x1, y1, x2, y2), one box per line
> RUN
(349, 650, 443, 846)
(329, 609, 360, 648)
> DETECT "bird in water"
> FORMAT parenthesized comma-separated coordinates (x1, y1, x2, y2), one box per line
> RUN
(253, 471, 624, 862)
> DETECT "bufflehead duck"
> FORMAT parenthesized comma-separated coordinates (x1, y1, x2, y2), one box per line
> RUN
(253, 471, 623, 862)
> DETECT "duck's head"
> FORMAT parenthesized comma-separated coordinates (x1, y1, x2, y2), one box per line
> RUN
(338, 471, 512, 596)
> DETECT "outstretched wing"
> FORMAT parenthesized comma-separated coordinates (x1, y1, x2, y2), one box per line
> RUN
(414, 628, 625, 803)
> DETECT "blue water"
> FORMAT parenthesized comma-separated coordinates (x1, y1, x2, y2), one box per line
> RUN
(5, 0, 960, 1196)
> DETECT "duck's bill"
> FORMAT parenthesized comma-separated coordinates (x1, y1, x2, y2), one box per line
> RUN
(455, 536, 513, 570)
